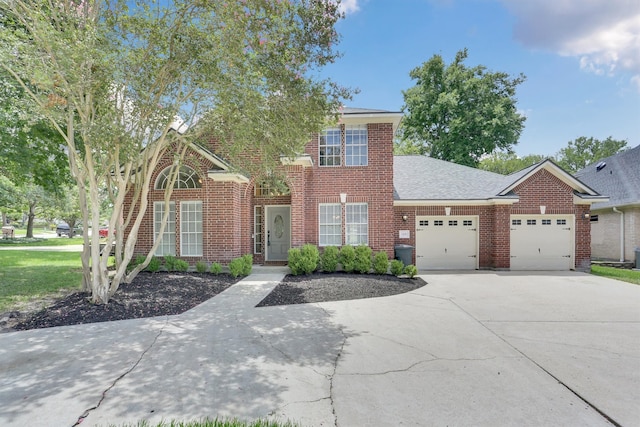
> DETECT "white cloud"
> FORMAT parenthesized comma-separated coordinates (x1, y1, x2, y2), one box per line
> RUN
(338, 0, 360, 15)
(500, 0, 640, 88)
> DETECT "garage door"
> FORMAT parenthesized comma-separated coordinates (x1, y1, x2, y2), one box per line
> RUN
(510, 215, 574, 270)
(415, 216, 478, 270)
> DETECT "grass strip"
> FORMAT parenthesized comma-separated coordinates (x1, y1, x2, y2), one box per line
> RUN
(591, 265, 640, 285)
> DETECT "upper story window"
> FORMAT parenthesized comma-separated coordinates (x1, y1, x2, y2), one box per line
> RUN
(345, 125, 368, 166)
(155, 165, 202, 190)
(319, 128, 341, 166)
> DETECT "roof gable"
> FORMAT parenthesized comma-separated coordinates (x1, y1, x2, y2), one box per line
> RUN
(498, 159, 599, 196)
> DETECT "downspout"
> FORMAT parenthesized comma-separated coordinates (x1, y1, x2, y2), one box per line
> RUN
(613, 207, 624, 262)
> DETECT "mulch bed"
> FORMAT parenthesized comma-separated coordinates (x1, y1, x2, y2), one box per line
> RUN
(2, 271, 427, 332)
(256, 272, 427, 307)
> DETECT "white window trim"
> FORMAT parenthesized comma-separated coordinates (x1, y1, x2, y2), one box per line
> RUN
(254, 206, 263, 254)
(319, 127, 342, 167)
(180, 201, 203, 257)
(345, 124, 368, 167)
(319, 203, 342, 246)
(345, 203, 368, 245)
(154, 201, 176, 256)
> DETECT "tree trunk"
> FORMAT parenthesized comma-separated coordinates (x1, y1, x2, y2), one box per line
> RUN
(26, 202, 36, 238)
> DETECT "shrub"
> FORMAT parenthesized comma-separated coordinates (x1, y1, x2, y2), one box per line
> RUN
(229, 257, 245, 278)
(320, 246, 340, 273)
(164, 255, 178, 271)
(210, 262, 223, 275)
(195, 261, 208, 274)
(288, 244, 319, 275)
(390, 259, 404, 276)
(174, 259, 189, 272)
(404, 264, 418, 278)
(339, 245, 356, 273)
(353, 245, 372, 274)
(242, 254, 253, 276)
(145, 256, 161, 273)
(127, 254, 146, 272)
(372, 251, 389, 275)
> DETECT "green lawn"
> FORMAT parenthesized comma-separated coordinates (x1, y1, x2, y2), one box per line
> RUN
(0, 235, 85, 246)
(591, 265, 640, 285)
(0, 250, 83, 312)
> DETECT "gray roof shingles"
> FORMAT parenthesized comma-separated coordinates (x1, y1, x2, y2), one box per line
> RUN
(574, 145, 640, 209)
(393, 155, 512, 200)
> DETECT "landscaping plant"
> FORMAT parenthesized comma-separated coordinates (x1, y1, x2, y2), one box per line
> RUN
(354, 245, 372, 274)
(320, 246, 340, 273)
(164, 255, 179, 272)
(404, 264, 418, 278)
(196, 261, 208, 274)
(339, 245, 356, 273)
(241, 254, 253, 276)
(210, 262, 223, 275)
(145, 257, 161, 273)
(288, 244, 319, 275)
(228, 257, 245, 278)
(174, 259, 190, 272)
(390, 259, 405, 276)
(372, 251, 389, 275)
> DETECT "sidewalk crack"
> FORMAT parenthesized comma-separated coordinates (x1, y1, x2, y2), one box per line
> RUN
(71, 321, 166, 427)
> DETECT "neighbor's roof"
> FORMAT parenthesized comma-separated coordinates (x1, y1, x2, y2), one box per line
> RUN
(393, 155, 604, 205)
(575, 144, 640, 209)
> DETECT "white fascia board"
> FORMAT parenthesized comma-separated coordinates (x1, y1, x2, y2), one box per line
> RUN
(207, 171, 249, 183)
(341, 112, 403, 134)
(394, 198, 518, 207)
(280, 154, 314, 167)
(500, 161, 599, 196)
(573, 194, 610, 205)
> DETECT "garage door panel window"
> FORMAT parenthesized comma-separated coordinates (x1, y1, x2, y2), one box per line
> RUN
(434, 220, 443, 226)
(154, 201, 176, 256)
(180, 201, 202, 257)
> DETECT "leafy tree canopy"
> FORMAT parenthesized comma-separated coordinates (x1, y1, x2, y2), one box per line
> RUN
(555, 136, 628, 173)
(401, 48, 526, 167)
(478, 152, 547, 175)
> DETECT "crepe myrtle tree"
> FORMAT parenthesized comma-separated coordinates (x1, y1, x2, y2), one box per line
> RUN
(0, 0, 351, 303)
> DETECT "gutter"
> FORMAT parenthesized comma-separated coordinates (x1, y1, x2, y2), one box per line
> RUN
(613, 207, 625, 262)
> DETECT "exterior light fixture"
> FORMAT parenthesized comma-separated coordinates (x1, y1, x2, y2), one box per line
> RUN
(402, 214, 408, 222)
(340, 193, 347, 204)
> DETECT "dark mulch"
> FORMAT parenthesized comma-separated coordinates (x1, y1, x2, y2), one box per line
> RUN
(256, 272, 427, 307)
(2, 271, 426, 333)
(9, 272, 239, 332)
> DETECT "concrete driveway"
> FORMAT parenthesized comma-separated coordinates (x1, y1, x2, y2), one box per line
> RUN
(0, 270, 638, 427)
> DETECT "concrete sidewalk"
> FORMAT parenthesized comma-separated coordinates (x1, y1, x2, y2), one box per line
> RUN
(0, 270, 638, 426)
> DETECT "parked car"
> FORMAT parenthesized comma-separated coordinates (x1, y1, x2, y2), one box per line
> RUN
(98, 226, 109, 238)
(56, 222, 82, 237)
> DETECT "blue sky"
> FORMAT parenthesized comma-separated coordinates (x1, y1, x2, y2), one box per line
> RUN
(321, 0, 640, 157)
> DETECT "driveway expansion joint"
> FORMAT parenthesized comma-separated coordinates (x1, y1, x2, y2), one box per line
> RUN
(71, 321, 167, 427)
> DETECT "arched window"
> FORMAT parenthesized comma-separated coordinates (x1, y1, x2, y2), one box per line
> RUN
(155, 166, 202, 190)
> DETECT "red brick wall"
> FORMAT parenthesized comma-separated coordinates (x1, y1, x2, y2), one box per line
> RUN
(392, 168, 592, 270)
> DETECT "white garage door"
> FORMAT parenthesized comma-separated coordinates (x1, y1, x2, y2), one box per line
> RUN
(415, 216, 478, 270)
(510, 215, 574, 270)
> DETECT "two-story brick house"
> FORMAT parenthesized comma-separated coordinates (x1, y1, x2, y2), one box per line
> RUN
(127, 107, 605, 270)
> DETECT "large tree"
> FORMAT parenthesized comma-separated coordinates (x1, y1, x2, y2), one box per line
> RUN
(555, 136, 628, 173)
(0, 0, 350, 303)
(479, 152, 547, 175)
(401, 48, 526, 167)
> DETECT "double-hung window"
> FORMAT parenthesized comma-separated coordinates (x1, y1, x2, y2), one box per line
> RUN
(345, 125, 368, 166)
(319, 128, 341, 166)
(345, 203, 368, 245)
(154, 201, 176, 256)
(319, 204, 342, 246)
(180, 201, 203, 256)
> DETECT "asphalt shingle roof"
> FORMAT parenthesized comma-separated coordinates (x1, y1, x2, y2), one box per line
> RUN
(393, 155, 511, 200)
(574, 145, 640, 209)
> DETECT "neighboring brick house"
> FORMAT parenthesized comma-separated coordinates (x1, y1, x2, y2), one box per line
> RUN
(575, 145, 640, 263)
(126, 107, 606, 271)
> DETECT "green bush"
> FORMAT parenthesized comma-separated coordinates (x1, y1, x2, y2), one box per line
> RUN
(241, 254, 253, 276)
(229, 257, 245, 278)
(372, 251, 389, 275)
(210, 262, 223, 275)
(288, 244, 319, 275)
(320, 246, 340, 272)
(127, 254, 146, 272)
(195, 261, 208, 273)
(404, 264, 418, 278)
(174, 259, 189, 272)
(145, 256, 161, 273)
(164, 255, 178, 271)
(339, 245, 356, 273)
(354, 245, 372, 274)
(390, 259, 404, 276)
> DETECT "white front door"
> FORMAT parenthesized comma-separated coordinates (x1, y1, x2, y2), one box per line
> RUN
(510, 215, 574, 270)
(415, 216, 478, 270)
(266, 206, 291, 261)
